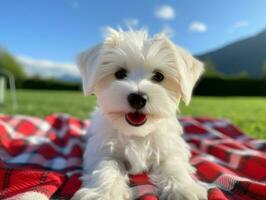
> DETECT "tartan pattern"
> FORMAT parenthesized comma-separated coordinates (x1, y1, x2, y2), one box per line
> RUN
(0, 114, 265, 200)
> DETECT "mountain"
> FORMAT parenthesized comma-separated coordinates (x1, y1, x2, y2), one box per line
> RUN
(59, 74, 81, 83)
(198, 29, 266, 76)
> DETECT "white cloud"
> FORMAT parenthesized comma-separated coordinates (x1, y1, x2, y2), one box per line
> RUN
(124, 18, 139, 28)
(229, 20, 249, 33)
(161, 24, 175, 37)
(189, 22, 207, 32)
(233, 20, 249, 28)
(17, 55, 79, 79)
(155, 5, 175, 20)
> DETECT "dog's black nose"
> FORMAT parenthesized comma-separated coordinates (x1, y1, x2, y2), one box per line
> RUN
(127, 93, 147, 109)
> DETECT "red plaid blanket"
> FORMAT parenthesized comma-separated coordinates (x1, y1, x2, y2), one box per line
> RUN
(0, 114, 265, 200)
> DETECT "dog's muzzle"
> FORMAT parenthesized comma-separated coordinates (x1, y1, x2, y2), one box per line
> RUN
(126, 93, 147, 127)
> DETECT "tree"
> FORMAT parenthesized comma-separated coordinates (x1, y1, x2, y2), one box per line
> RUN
(0, 47, 26, 79)
(202, 58, 222, 78)
(236, 70, 249, 79)
(262, 62, 266, 79)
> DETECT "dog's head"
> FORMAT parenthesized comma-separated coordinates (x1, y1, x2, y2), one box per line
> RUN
(77, 28, 203, 137)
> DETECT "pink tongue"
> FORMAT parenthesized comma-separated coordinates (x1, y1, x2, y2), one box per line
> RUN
(126, 112, 146, 125)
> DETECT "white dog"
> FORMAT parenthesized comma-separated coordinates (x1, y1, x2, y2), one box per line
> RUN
(72, 28, 207, 200)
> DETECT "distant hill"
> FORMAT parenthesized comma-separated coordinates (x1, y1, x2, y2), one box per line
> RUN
(198, 29, 266, 76)
(59, 74, 80, 83)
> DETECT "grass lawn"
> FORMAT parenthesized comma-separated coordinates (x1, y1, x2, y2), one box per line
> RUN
(1, 89, 266, 139)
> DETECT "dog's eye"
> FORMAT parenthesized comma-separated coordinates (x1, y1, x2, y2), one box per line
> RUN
(115, 68, 127, 80)
(152, 71, 164, 82)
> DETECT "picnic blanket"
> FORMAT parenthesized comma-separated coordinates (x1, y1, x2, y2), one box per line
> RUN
(0, 114, 265, 200)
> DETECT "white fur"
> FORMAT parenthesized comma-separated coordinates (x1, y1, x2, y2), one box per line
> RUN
(71, 28, 207, 200)
(20, 192, 48, 200)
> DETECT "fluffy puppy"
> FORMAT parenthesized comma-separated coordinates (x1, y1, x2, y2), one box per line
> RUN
(72, 28, 207, 200)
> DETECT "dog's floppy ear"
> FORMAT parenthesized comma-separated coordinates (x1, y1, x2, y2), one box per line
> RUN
(76, 44, 102, 95)
(175, 47, 204, 105)
(153, 34, 204, 105)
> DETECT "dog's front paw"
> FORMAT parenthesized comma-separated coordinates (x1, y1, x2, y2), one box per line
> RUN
(159, 182, 207, 200)
(71, 186, 131, 200)
(189, 182, 208, 200)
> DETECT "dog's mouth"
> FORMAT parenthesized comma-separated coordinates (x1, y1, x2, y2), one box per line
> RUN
(125, 111, 147, 127)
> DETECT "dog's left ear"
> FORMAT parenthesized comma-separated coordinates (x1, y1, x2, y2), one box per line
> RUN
(76, 44, 102, 95)
(175, 47, 204, 105)
(152, 35, 204, 105)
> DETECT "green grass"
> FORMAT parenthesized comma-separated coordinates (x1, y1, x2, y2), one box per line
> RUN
(2, 90, 96, 119)
(180, 97, 266, 139)
(1, 89, 266, 139)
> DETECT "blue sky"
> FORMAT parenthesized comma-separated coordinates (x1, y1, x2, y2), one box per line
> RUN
(1, 0, 266, 78)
